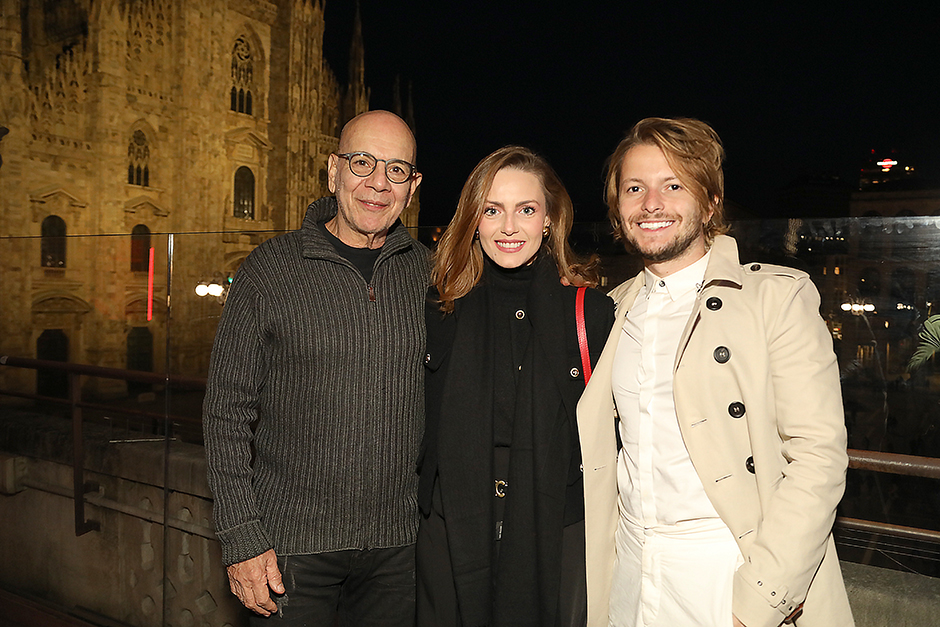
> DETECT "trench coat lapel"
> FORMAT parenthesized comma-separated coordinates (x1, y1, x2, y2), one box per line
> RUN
(673, 236, 745, 370)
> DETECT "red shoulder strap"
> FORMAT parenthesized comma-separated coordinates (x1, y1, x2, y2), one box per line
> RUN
(576, 286, 592, 384)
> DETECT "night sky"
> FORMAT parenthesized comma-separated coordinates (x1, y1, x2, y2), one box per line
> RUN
(323, 3, 940, 226)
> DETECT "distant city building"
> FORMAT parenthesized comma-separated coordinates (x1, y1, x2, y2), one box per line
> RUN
(0, 0, 415, 395)
(850, 147, 940, 218)
(860, 148, 917, 190)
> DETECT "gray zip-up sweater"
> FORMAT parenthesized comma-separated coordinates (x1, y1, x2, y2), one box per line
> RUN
(203, 197, 429, 566)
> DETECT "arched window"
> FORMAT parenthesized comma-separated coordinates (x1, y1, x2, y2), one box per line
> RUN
(234, 166, 255, 219)
(131, 224, 151, 272)
(37, 329, 69, 398)
(231, 37, 253, 115)
(128, 130, 150, 186)
(41, 215, 66, 267)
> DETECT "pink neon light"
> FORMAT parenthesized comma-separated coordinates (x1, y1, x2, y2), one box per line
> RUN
(147, 247, 155, 321)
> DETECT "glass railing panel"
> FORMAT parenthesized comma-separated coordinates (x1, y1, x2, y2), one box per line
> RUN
(0, 231, 180, 624)
(162, 230, 286, 438)
(786, 216, 940, 576)
(0, 232, 172, 421)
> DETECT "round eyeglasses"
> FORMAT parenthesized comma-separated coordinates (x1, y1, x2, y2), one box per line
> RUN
(335, 152, 417, 184)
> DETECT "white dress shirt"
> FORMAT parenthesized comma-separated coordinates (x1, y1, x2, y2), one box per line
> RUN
(611, 252, 720, 526)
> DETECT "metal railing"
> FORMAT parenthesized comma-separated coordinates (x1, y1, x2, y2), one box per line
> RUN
(3, 355, 940, 545)
(0, 355, 205, 536)
(839, 450, 940, 544)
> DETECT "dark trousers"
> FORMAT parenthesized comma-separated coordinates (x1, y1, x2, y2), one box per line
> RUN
(249, 545, 416, 627)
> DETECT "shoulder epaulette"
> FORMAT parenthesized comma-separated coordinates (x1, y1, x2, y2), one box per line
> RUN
(741, 262, 808, 280)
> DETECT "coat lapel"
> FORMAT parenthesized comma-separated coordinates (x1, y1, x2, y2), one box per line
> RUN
(528, 261, 575, 415)
(674, 235, 745, 370)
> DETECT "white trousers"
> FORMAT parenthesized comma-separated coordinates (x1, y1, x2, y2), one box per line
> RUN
(609, 515, 743, 627)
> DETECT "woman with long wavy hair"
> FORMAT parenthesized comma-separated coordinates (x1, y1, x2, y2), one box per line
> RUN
(416, 146, 614, 627)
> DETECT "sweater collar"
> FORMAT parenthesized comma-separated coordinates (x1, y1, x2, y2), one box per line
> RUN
(299, 196, 415, 262)
(481, 251, 541, 287)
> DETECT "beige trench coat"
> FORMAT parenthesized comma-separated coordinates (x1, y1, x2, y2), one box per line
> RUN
(577, 235, 854, 627)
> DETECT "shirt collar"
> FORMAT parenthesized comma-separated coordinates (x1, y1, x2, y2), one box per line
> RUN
(642, 251, 711, 301)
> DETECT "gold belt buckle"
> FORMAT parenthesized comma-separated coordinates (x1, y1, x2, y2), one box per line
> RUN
(494, 480, 508, 498)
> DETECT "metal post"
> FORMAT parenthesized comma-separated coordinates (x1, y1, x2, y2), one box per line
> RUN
(70, 371, 99, 536)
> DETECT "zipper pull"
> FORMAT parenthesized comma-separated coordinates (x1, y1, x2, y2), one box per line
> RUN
(368, 284, 376, 302)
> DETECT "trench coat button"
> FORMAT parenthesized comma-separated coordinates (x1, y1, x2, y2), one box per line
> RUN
(728, 401, 746, 418)
(515, 309, 525, 319)
(750, 264, 761, 271)
(706, 297, 722, 310)
(746, 456, 755, 473)
(713, 346, 731, 363)
(570, 367, 580, 378)
(425, 353, 431, 364)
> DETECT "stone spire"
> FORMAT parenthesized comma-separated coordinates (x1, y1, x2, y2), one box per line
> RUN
(0, 0, 25, 121)
(342, 0, 369, 123)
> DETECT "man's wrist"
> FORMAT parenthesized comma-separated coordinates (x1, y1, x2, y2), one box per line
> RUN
(217, 519, 273, 566)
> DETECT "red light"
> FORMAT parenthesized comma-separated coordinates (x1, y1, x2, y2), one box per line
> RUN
(147, 247, 155, 321)
(876, 159, 897, 168)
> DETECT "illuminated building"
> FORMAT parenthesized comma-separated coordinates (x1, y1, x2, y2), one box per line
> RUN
(0, 0, 417, 395)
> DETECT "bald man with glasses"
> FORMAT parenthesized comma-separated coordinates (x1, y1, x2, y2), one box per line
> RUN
(204, 110, 428, 626)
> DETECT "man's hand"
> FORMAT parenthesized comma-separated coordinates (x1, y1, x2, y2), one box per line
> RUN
(226, 549, 285, 616)
(732, 615, 746, 627)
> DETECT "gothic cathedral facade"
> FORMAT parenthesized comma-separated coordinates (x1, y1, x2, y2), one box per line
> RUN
(0, 0, 412, 395)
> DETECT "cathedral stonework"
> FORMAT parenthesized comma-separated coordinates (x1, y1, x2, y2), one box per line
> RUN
(0, 0, 409, 394)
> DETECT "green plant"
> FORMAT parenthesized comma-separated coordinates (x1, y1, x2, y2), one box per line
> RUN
(908, 314, 940, 372)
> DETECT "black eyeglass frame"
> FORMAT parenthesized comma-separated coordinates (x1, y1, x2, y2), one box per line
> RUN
(334, 152, 418, 184)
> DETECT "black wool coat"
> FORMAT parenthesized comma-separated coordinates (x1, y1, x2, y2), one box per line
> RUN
(418, 257, 614, 627)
